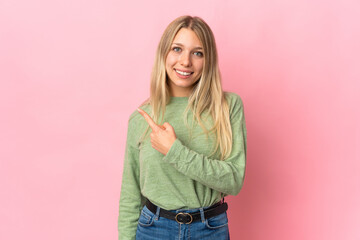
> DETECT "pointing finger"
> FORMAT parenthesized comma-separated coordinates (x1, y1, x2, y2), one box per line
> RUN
(137, 108, 163, 130)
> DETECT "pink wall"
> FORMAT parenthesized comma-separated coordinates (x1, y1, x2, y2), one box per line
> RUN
(1, 0, 359, 239)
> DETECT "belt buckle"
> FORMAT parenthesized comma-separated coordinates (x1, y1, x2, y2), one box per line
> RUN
(175, 212, 193, 224)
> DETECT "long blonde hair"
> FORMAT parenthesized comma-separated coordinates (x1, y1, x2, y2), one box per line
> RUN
(139, 15, 232, 161)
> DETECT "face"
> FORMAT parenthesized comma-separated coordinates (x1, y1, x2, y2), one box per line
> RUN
(165, 28, 204, 97)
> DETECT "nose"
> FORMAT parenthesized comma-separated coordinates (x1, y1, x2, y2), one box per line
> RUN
(179, 51, 191, 67)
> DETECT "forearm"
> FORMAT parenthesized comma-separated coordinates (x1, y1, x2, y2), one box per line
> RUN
(162, 138, 246, 195)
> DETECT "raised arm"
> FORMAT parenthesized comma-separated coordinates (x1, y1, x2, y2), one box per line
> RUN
(162, 95, 247, 196)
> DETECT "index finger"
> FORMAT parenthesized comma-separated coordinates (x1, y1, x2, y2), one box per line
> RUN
(137, 108, 162, 130)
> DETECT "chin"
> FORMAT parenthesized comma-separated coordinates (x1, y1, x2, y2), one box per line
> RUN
(174, 80, 196, 87)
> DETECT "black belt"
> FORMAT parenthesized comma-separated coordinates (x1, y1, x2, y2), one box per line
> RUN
(145, 199, 228, 224)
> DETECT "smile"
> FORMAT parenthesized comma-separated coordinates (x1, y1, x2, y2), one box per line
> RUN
(175, 69, 193, 76)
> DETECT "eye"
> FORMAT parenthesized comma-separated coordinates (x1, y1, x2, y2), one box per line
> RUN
(173, 47, 181, 52)
(194, 51, 203, 57)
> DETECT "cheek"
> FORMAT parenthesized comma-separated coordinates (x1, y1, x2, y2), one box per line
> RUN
(165, 54, 177, 68)
(165, 60, 175, 76)
(195, 60, 204, 73)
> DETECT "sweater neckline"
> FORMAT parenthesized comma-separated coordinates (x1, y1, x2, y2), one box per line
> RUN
(169, 96, 189, 104)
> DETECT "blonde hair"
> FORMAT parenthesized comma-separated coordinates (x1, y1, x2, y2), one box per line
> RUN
(139, 15, 232, 161)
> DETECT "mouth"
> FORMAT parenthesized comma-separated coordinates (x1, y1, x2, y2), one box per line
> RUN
(174, 68, 194, 76)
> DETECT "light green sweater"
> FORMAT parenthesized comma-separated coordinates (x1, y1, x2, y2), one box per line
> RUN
(118, 91, 247, 240)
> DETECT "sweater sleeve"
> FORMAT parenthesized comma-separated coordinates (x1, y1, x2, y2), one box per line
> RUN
(162, 94, 247, 196)
(118, 114, 146, 240)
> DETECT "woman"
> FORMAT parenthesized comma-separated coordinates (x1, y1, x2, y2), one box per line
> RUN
(118, 15, 247, 240)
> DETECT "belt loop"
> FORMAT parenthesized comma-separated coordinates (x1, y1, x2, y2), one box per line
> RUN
(155, 205, 160, 220)
(199, 207, 205, 223)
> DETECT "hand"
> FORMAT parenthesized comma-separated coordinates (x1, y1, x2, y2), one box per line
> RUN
(137, 108, 177, 155)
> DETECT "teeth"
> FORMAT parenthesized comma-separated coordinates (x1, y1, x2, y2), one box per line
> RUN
(175, 69, 192, 76)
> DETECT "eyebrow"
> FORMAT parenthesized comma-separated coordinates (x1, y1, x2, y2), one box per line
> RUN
(172, 43, 203, 50)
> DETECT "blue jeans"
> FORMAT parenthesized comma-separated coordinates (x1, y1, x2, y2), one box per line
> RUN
(136, 204, 230, 240)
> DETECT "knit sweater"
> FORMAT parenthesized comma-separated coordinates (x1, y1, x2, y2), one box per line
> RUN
(118, 91, 247, 240)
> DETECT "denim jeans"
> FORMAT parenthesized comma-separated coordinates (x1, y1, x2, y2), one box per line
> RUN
(136, 203, 230, 240)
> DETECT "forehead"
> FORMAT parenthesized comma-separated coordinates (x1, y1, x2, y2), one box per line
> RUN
(172, 28, 203, 47)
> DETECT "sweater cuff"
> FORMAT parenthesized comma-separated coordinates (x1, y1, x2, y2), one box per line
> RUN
(163, 138, 183, 163)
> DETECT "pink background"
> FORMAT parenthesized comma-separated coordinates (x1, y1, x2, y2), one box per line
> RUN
(1, 0, 359, 239)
